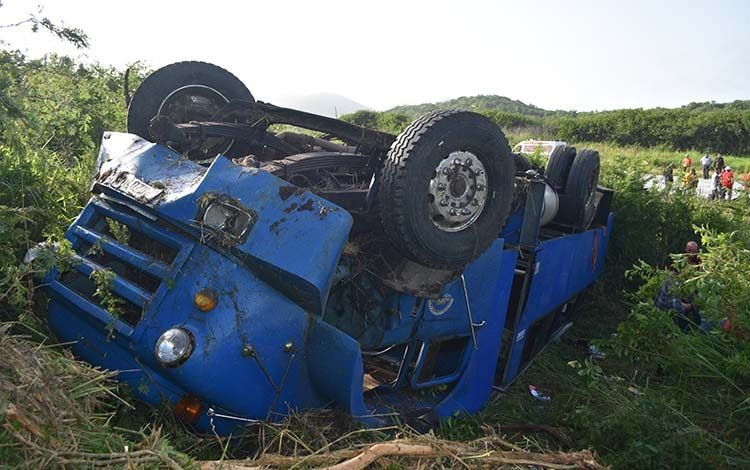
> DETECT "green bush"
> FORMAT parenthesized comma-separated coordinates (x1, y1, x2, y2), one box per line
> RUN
(0, 51, 129, 320)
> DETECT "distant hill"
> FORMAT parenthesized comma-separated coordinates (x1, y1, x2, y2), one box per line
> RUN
(386, 96, 750, 118)
(274, 92, 371, 118)
(386, 95, 573, 118)
(679, 99, 750, 112)
(343, 95, 750, 155)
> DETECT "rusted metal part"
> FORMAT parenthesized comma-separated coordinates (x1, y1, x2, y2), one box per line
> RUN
(340, 232, 461, 299)
(276, 131, 357, 154)
(260, 152, 371, 178)
(98, 171, 165, 203)
(149, 116, 300, 157)
(216, 100, 396, 152)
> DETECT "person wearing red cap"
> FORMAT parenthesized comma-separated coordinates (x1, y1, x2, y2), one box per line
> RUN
(721, 166, 735, 200)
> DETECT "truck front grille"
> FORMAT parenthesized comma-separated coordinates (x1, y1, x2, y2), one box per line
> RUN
(55, 199, 189, 330)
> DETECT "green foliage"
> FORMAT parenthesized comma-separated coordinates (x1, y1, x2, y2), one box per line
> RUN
(0, 51, 129, 321)
(596, 147, 747, 285)
(555, 108, 750, 155)
(340, 109, 411, 134)
(355, 94, 750, 155)
(601, 228, 750, 467)
(1, 52, 128, 159)
(90, 268, 124, 318)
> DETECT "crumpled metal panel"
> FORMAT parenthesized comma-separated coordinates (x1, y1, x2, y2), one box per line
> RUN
(93, 132, 352, 314)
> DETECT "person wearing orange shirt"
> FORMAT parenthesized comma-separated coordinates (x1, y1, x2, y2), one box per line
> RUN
(682, 154, 692, 170)
(721, 166, 735, 200)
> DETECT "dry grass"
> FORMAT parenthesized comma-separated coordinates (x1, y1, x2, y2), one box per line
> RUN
(0, 323, 188, 468)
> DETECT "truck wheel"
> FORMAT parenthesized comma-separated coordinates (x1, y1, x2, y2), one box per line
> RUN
(127, 61, 254, 158)
(513, 153, 532, 173)
(545, 145, 576, 191)
(378, 110, 514, 269)
(556, 149, 600, 229)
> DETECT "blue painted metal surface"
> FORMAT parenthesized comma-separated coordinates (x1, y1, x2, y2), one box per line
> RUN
(43, 132, 614, 434)
(94, 132, 352, 314)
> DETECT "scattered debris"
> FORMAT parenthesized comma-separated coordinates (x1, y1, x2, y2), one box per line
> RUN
(529, 384, 552, 402)
(628, 386, 644, 396)
(588, 344, 606, 360)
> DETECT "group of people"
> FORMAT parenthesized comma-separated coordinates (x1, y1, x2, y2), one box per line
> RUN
(663, 153, 739, 200)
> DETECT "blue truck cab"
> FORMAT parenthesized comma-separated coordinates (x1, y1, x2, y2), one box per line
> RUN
(41, 62, 614, 434)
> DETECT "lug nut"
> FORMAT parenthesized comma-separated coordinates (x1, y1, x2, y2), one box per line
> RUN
(449, 208, 458, 216)
(440, 199, 449, 207)
(473, 167, 484, 175)
(476, 185, 485, 192)
(460, 208, 472, 215)
(465, 159, 473, 166)
(453, 158, 462, 166)
(437, 182, 447, 191)
(442, 167, 451, 175)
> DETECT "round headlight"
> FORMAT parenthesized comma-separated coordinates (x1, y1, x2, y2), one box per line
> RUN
(155, 328, 194, 367)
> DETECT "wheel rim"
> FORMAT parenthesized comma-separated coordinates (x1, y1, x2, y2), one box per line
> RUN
(581, 165, 600, 223)
(158, 85, 233, 156)
(428, 151, 488, 232)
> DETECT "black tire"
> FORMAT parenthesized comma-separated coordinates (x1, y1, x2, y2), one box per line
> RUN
(512, 153, 532, 173)
(378, 110, 514, 269)
(127, 61, 254, 157)
(556, 149, 601, 229)
(545, 145, 576, 191)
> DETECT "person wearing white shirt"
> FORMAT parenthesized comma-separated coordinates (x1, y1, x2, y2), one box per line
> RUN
(699, 154, 712, 180)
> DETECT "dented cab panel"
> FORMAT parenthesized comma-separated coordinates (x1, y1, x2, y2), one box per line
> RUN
(93, 132, 352, 314)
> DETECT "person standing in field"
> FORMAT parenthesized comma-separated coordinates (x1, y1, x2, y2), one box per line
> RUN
(699, 154, 712, 179)
(682, 154, 692, 171)
(721, 166, 735, 200)
(712, 169, 723, 199)
(664, 163, 674, 183)
(683, 168, 698, 189)
(715, 154, 725, 173)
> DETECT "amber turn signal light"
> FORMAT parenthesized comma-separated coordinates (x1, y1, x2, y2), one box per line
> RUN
(194, 289, 217, 312)
(174, 395, 202, 424)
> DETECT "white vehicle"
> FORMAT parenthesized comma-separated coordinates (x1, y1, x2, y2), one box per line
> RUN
(513, 140, 567, 157)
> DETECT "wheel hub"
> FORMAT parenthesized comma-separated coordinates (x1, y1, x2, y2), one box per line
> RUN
(158, 85, 232, 157)
(428, 151, 488, 232)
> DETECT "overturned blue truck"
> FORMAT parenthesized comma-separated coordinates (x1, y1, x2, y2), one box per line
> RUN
(41, 62, 614, 434)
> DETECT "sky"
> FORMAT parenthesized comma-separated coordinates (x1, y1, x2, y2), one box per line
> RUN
(1, 0, 748, 112)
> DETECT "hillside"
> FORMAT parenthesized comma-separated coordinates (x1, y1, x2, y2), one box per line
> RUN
(680, 99, 750, 112)
(274, 92, 371, 118)
(348, 96, 750, 155)
(387, 96, 750, 119)
(386, 94, 572, 118)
